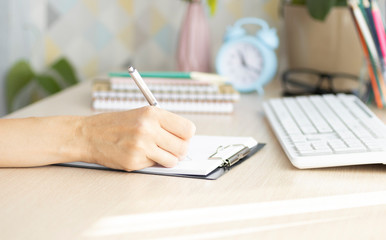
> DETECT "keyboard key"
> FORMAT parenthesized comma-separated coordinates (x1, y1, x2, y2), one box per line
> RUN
(289, 135, 307, 143)
(299, 148, 333, 156)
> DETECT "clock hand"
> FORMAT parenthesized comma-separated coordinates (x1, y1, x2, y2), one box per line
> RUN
(238, 51, 260, 74)
(238, 51, 247, 67)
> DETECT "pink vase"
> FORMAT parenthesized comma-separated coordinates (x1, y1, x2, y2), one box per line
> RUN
(177, 0, 211, 72)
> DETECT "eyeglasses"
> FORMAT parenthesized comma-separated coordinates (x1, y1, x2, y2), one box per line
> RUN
(281, 68, 366, 97)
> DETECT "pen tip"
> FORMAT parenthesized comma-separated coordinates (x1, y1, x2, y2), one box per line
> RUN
(128, 66, 135, 73)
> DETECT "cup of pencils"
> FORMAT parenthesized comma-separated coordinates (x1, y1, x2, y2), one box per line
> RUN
(349, 0, 386, 108)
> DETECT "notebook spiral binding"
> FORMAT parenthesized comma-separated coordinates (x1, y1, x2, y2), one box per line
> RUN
(91, 79, 240, 114)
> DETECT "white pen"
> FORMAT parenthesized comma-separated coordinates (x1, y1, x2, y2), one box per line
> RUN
(128, 66, 158, 107)
(128, 65, 192, 161)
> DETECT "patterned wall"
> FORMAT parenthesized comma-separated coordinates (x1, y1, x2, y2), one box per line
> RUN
(0, 0, 280, 116)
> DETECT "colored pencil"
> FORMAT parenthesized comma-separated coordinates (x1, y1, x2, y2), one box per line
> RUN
(371, 0, 386, 66)
(349, 0, 384, 107)
(355, 0, 381, 67)
(364, 0, 383, 63)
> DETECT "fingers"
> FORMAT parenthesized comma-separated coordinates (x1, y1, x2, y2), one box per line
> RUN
(114, 145, 178, 171)
(119, 143, 179, 170)
(147, 145, 179, 168)
(156, 108, 196, 140)
(154, 128, 190, 159)
(115, 128, 182, 170)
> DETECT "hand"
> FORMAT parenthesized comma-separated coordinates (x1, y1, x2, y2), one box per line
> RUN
(78, 106, 196, 171)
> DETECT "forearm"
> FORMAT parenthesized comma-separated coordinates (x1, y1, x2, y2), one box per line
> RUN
(0, 107, 195, 171)
(0, 116, 87, 167)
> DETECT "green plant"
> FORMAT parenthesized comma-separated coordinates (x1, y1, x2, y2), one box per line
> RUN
(290, 0, 347, 21)
(5, 57, 79, 112)
(183, 0, 217, 16)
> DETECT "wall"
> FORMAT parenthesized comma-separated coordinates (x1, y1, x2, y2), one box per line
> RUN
(0, 1, 8, 116)
(0, 0, 280, 116)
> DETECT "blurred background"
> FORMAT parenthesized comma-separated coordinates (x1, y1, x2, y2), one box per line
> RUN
(0, 0, 280, 116)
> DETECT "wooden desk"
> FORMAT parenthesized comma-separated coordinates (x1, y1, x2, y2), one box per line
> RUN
(2, 80, 386, 240)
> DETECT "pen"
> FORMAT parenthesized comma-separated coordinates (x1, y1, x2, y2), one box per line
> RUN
(127, 66, 158, 107)
(128, 65, 193, 161)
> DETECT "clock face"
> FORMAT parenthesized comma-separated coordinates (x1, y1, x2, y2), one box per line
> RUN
(219, 41, 264, 89)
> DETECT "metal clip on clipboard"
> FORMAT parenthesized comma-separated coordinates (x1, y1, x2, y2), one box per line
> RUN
(209, 144, 251, 167)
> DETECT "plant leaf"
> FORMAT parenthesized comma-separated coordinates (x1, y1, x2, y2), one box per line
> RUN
(5, 60, 35, 112)
(50, 58, 79, 86)
(306, 0, 336, 21)
(292, 0, 306, 4)
(207, 0, 217, 16)
(34, 74, 62, 94)
(335, 0, 347, 6)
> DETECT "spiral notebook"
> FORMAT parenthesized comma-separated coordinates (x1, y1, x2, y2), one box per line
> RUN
(91, 78, 240, 114)
(61, 135, 265, 180)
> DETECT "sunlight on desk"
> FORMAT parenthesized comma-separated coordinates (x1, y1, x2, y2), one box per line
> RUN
(83, 191, 386, 238)
(85, 218, 348, 239)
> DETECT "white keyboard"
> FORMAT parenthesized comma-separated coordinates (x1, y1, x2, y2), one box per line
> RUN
(263, 94, 386, 169)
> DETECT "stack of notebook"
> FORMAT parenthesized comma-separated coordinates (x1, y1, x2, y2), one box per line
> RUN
(91, 77, 240, 114)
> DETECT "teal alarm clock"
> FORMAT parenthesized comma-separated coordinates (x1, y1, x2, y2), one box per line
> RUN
(216, 18, 279, 94)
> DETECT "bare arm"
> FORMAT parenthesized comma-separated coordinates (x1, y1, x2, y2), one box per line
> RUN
(0, 106, 196, 171)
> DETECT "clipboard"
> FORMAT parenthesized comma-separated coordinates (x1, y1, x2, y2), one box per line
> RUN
(60, 135, 265, 180)
(141, 142, 265, 180)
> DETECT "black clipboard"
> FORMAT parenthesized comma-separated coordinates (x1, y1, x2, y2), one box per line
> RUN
(60, 143, 265, 180)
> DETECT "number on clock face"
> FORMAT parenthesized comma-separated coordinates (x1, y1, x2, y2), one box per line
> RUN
(221, 42, 263, 86)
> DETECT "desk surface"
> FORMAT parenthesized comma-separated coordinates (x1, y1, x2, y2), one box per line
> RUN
(2, 80, 386, 239)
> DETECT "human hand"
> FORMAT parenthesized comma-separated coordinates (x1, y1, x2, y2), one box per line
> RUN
(78, 106, 196, 171)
